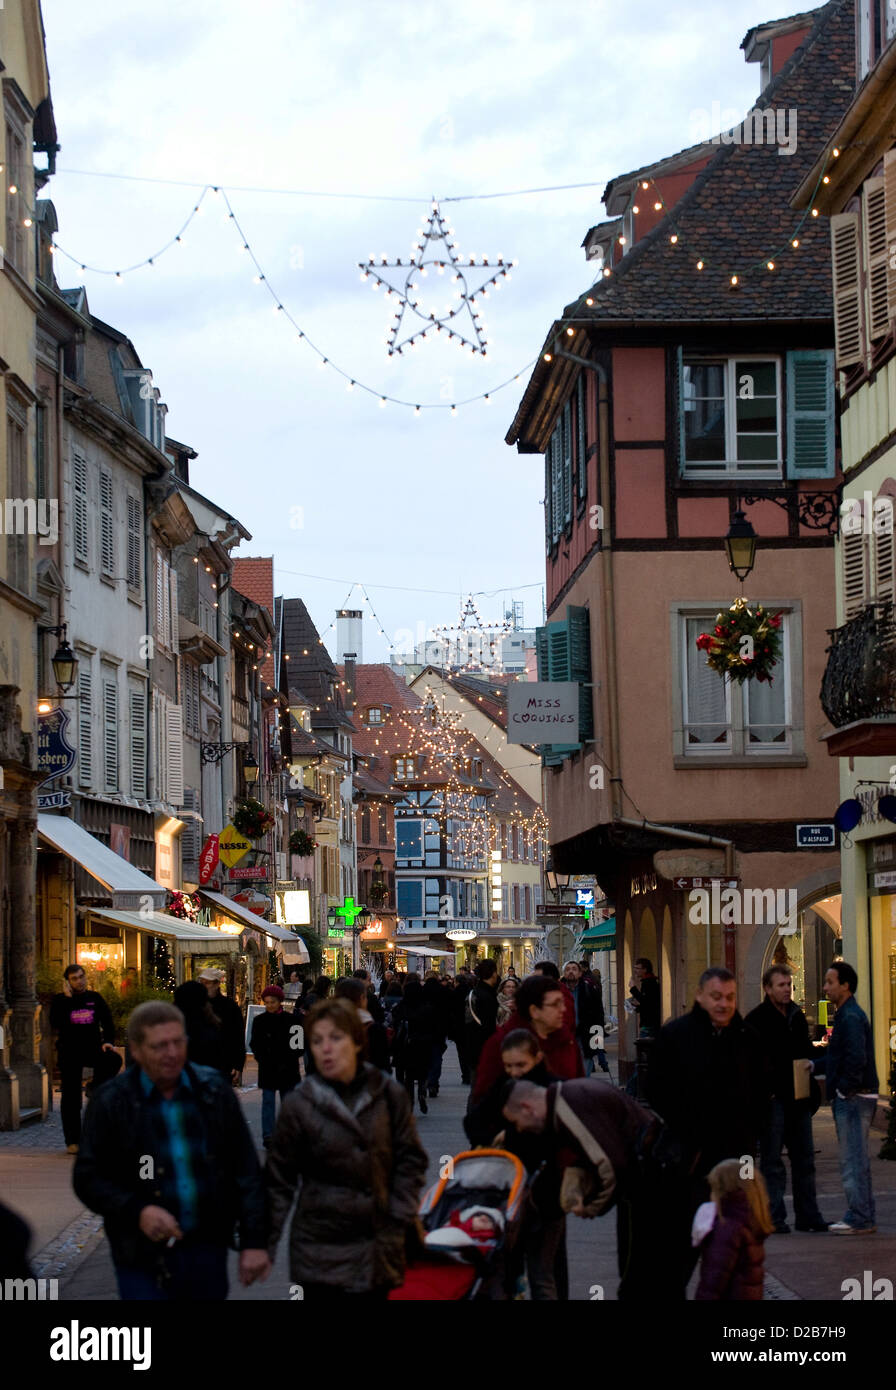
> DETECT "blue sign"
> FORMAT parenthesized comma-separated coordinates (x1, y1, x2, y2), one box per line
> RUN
(575, 889, 595, 909)
(37, 708, 77, 787)
(796, 823, 836, 849)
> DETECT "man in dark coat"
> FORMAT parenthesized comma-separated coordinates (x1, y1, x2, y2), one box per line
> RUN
(562, 961, 609, 1075)
(199, 967, 246, 1083)
(473, 975, 584, 1103)
(74, 1001, 269, 1300)
(50, 963, 121, 1152)
(745, 964, 827, 1233)
(451, 970, 473, 1083)
(823, 961, 879, 1234)
(503, 1075, 662, 1300)
(464, 959, 499, 1094)
(629, 958, 661, 1036)
(250, 985, 301, 1146)
(645, 966, 768, 1296)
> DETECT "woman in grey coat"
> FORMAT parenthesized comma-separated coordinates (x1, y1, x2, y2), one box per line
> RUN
(266, 997, 428, 1300)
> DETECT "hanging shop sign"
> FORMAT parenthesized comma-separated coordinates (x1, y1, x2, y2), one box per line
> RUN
(796, 823, 836, 849)
(218, 824, 252, 868)
(229, 865, 268, 881)
(198, 834, 220, 884)
(37, 790, 71, 810)
(507, 682, 578, 744)
(37, 707, 76, 786)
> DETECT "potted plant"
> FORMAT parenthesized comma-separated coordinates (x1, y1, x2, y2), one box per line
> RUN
(233, 797, 276, 840)
(288, 828, 317, 857)
(367, 878, 388, 908)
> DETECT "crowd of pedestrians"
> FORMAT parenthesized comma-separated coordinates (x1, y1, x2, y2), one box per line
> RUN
(18, 947, 883, 1302)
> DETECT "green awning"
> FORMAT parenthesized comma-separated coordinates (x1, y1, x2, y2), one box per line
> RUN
(581, 915, 616, 947)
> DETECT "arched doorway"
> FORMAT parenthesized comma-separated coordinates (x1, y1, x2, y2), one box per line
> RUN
(758, 890, 841, 1033)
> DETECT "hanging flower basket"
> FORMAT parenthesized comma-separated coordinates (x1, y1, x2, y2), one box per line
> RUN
(367, 879, 388, 908)
(696, 597, 783, 685)
(233, 797, 276, 840)
(168, 890, 200, 921)
(288, 828, 317, 857)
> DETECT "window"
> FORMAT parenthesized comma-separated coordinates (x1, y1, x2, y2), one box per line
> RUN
(681, 357, 781, 475)
(36, 404, 47, 499)
(127, 495, 142, 591)
(72, 450, 89, 567)
(512, 885, 520, 921)
(396, 819, 423, 859)
(130, 688, 147, 797)
(674, 605, 804, 763)
(397, 879, 423, 917)
(182, 661, 200, 736)
(832, 158, 896, 371)
(5, 106, 27, 274)
(103, 678, 119, 793)
(78, 667, 93, 788)
(501, 884, 509, 922)
(840, 488, 896, 614)
(394, 756, 416, 780)
(361, 806, 371, 843)
(155, 551, 179, 652)
(100, 468, 115, 578)
(367, 707, 382, 725)
(377, 803, 388, 844)
(5, 405, 29, 592)
(511, 824, 519, 861)
(523, 884, 531, 920)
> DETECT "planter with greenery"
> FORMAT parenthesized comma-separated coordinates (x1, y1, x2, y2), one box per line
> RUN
(233, 797, 276, 840)
(288, 828, 317, 857)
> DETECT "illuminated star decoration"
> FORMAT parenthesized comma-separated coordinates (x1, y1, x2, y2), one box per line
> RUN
(358, 200, 516, 356)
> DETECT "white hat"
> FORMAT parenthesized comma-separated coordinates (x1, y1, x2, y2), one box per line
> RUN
(198, 967, 224, 981)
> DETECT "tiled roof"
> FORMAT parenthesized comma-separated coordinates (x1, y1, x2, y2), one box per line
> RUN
(343, 664, 424, 757)
(507, 0, 853, 444)
(280, 597, 353, 731)
(233, 558, 275, 687)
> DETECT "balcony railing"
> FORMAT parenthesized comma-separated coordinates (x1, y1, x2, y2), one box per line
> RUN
(820, 603, 896, 728)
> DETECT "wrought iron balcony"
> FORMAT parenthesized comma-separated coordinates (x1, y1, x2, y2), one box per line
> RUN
(821, 602, 896, 729)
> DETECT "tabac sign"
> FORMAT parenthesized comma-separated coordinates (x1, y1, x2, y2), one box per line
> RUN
(507, 682, 579, 744)
(37, 708, 77, 787)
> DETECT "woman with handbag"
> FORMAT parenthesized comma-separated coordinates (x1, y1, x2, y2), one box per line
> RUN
(266, 999, 428, 1300)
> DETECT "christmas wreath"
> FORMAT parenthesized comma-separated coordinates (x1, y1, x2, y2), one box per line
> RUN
(288, 828, 317, 857)
(233, 797, 276, 840)
(695, 597, 783, 685)
(168, 890, 200, 921)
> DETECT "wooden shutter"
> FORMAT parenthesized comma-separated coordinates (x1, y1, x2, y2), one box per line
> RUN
(842, 528, 868, 618)
(165, 703, 184, 806)
(576, 374, 587, 500)
(562, 401, 573, 527)
(568, 604, 594, 741)
(168, 566, 179, 652)
(551, 429, 563, 543)
(78, 668, 93, 786)
(130, 688, 147, 797)
(864, 178, 890, 341)
(831, 213, 864, 367)
(182, 787, 202, 868)
(785, 350, 835, 478)
(544, 449, 552, 554)
(874, 514, 895, 602)
(885, 150, 896, 323)
(155, 553, 165, 645)
(127, 494, 141, 589)
(103, 680, 118, 792)
(99, 468, 114, 576)
(535, 626, 549, 680)
(72, 450, 89, 565)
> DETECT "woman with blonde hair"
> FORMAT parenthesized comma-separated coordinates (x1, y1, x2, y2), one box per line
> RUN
(693, 1158, 774, 1300)
(496, 976, 519, 1028)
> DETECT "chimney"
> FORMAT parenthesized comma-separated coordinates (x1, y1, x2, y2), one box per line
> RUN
(336, 609, 363, 664)
(344, 655, 356, 714)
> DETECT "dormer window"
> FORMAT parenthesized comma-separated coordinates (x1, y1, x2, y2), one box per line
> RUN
(367, 707, 383, 725)
(394, 756, 415, 780)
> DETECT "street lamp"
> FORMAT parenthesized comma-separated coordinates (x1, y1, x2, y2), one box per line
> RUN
(243, 754, 259, 786)
(545, 869, 570, 893)
(38, 623, 79, 698)
(724, 509, 758, 583)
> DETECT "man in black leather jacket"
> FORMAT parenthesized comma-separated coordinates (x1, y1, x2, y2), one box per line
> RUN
(74, 1001, 268, 1300)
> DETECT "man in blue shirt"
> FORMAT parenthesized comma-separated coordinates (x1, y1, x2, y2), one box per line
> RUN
(823, 961, 879, 1235)
(75, 1001, 269, 1299)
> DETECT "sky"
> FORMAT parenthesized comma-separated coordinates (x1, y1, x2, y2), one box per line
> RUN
(40, 0, 775, 662)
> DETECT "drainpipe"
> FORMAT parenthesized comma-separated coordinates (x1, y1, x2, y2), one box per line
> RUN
(56, 347, 66, 629)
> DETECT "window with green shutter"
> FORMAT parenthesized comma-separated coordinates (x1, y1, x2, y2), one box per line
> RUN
(576, 375, 587, 502)
(785, 349, 835, 479)
(535, 605, 593, 764)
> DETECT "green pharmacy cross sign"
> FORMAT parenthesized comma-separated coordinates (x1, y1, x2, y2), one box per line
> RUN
(327, 896, 370, 934)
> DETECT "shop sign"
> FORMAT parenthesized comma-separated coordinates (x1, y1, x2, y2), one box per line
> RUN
(575, 889, 595, 908)
(37, 790, 71, 810)
(198, 835, 220, 884)
(630, 873, 657, 896)
(229, 865, 268, 881)
(218, 824, 252, 868)
(37, 707, 76, 786)
(874, 871, 896, 890)
(507, 681, 578, 743)
(327, 928, 345, 940)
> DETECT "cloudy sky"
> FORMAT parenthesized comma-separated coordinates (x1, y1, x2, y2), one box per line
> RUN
(41, 0, 772, 661)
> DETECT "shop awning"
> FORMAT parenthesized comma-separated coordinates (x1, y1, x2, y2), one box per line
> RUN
(403, 944, 456, 957)
(87, 907, 240, 952)
(198, 890, 310, 962)
(38, 814, 166, 908)
(581, 916, 616, 948)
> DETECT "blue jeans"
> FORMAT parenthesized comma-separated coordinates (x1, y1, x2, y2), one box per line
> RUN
(832, 1096, 877, 1228)
(262, 1088, 291, 1140)
(759, 1099, 824, 1227)
(426, 1041, 446, 1090)
(115, 1243, 229, 1301)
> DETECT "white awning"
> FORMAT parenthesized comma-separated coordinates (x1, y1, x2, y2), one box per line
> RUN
(88, 907, 240, 951)
(198, 890, 310, 961)
(38, 814, 166, 908)
(403, 944, 456, 957)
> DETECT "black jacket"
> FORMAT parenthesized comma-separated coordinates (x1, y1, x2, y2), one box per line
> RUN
(646, 1005, 768, 1178)
(250, 1009, 301, 1092)
(49, 990, 115, 1061)
(569, 978, 605, 1052)
(465, 981, 499, 1066)
(73, 1062, 265, 1270)
(464, 1061, 564, 1218)
(630, 974, 661, 1032)
(825, 995, 879, 1100)
(209, 992, 246, 1074)
(744, 996, 814, 1105)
